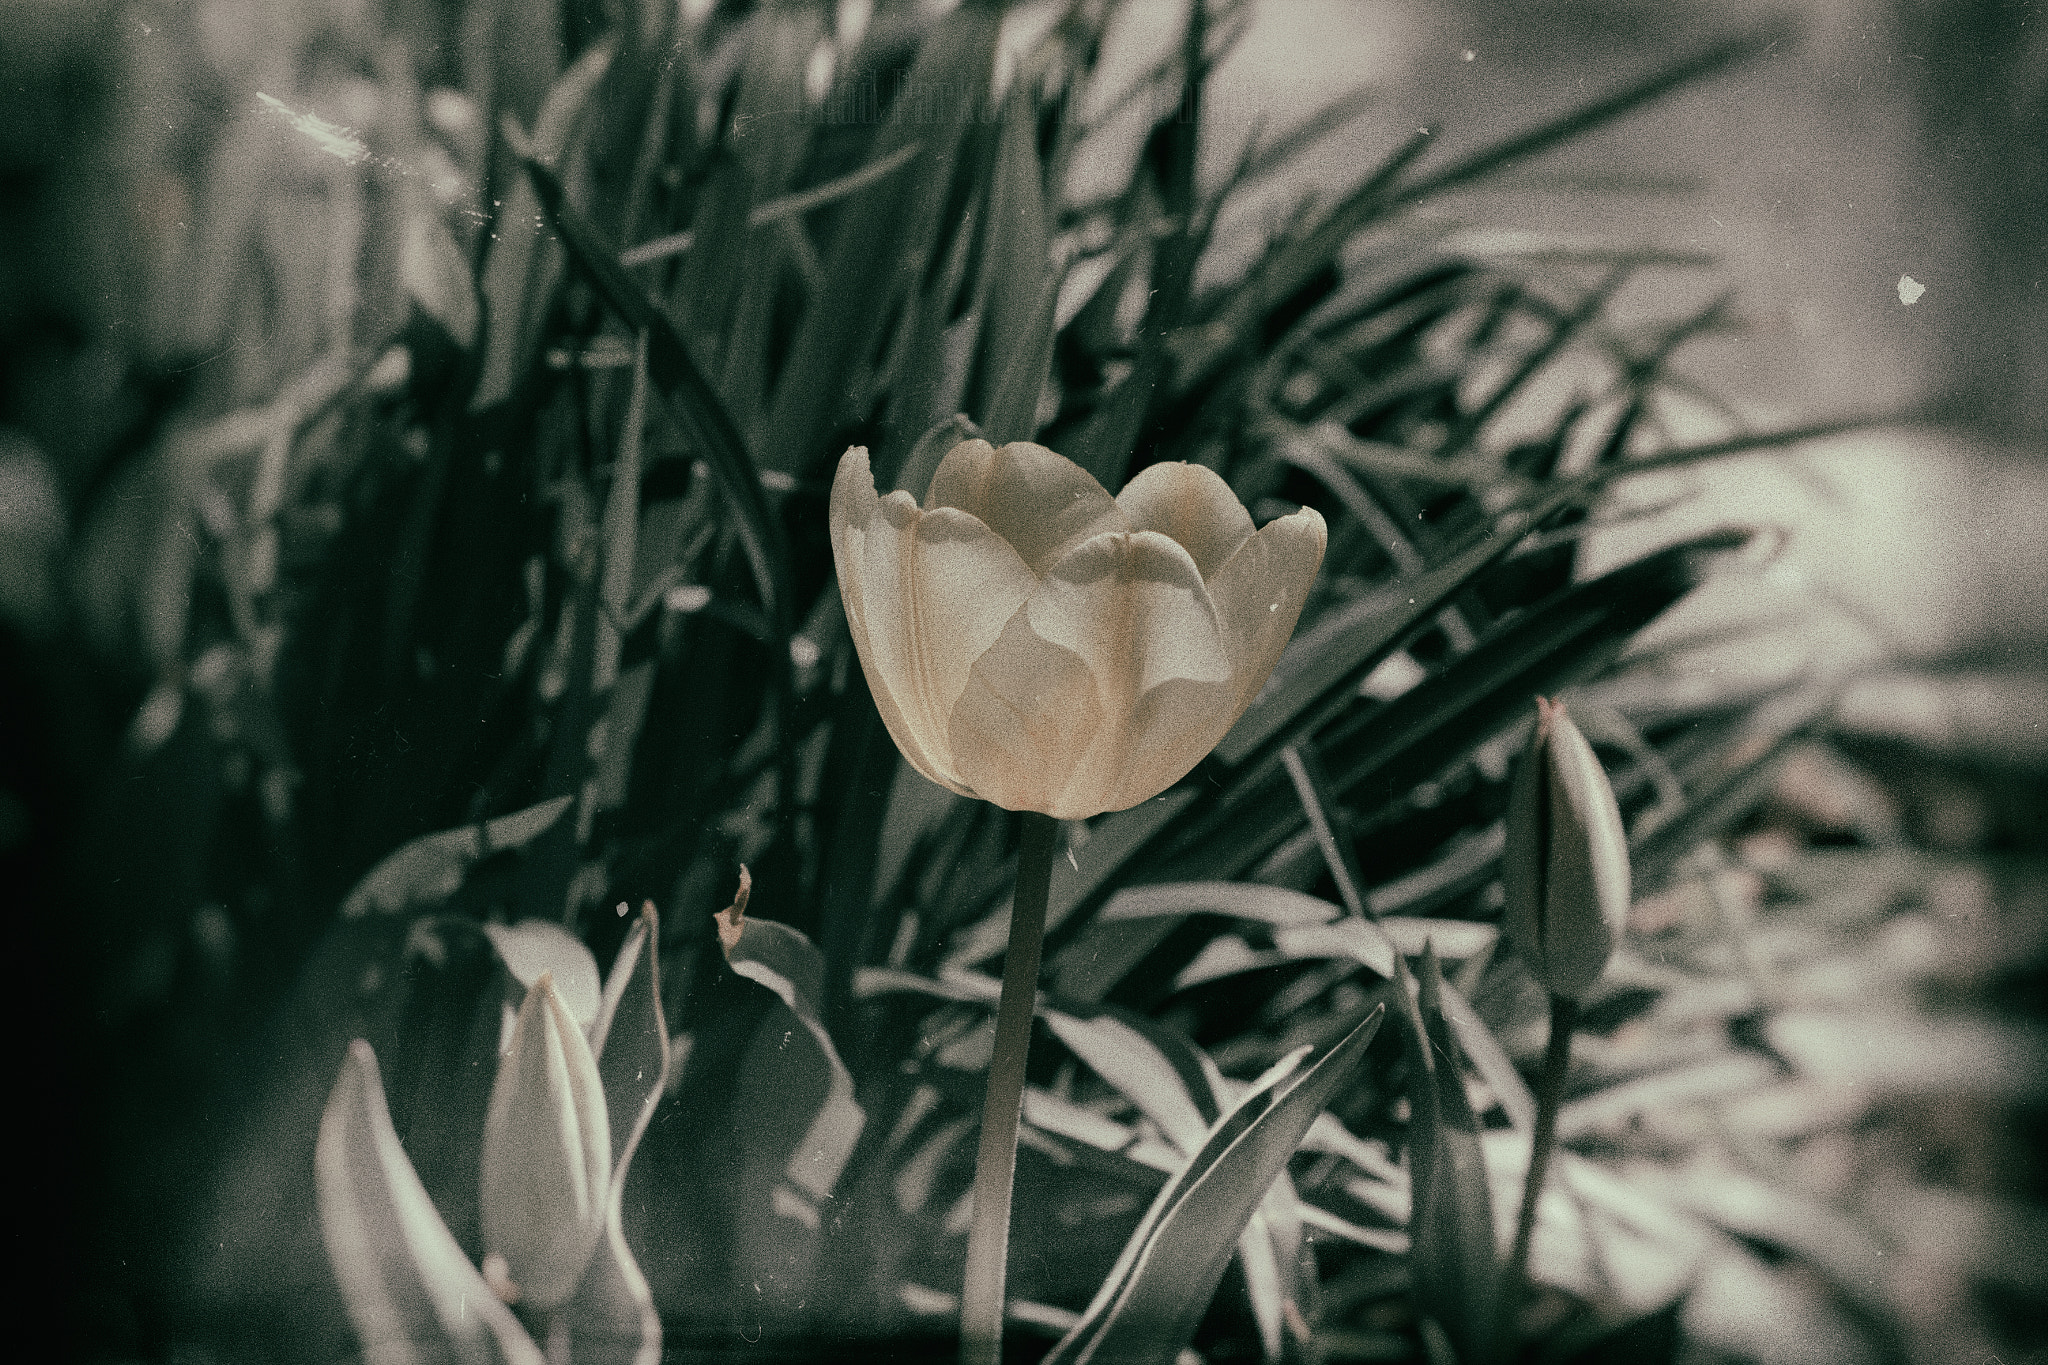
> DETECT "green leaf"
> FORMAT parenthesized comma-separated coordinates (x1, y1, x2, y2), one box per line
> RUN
(510, 148, 793, 640)
(1042, 1007, 1218, 1153)
(1041, 992, 1307, 1359)
(1628, 693, 1827, 891)
(315, 1041, 544, 1365)
(873, 209, 982, 487)
(590, 903, 671, 1177)
(577, 940, 667, 1365)
(399, 179, 480, 348)
(1215, 484, 1578, 769)
(1579, 414, 1888, 489)
(1282, 742, 1374, 917)
(1049, 880, 1340, 1002)
(1435, 978, 1534, 1134)
(340, 795, 576, 920)
(891, 413, 983, 503)
(1400, 950, 1500, 1365)
(1176, 126, 1436, 393)
(560, 1186, 661, 1365)
(1234, 85, 1381, 191)
(974, 88, 1055, 444)
(1184, 528, 1753, 890)
(761, 2, 1004, 477)
(704, 0, 831, 424)
(480, 0, 565, 131)
(1385, 29, 1790, 213)
(748, 141, 924, 226)
(1042, 1006, 1385, 1365)
(482, 919, 603, 1031)
(594, 331, 648, 696)
(722, 914, 868, 1330)
(1047, 882, 1412, 1009)
(471, 39, 618, 412)
(1434, 265, 1631, 465)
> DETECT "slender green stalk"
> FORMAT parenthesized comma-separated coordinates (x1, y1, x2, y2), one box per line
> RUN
(1499, 993, 1579, 1361)
(961, 810, 1060, 1365)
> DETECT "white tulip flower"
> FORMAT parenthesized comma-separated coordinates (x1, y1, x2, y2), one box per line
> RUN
(831, 440, 1326, 819)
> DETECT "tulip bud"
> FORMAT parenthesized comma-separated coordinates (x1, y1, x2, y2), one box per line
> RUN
(1501, 698, 1631, 1001)
(479, 971, 612, 1309)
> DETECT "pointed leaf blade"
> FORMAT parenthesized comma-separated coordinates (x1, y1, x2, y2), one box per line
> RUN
(1404, 950, 1501, 1365)
(1044, 1006, 1385, 1365)
(472, 41, 619, 412)
(315, 1041, 544, 1365)
(560, 1180, 661, 1365)
(482, 920, 603, 1032)
(590, 904, 671, 1177)
(340, 797, 576, 920)
(975, 89, 1055, 444)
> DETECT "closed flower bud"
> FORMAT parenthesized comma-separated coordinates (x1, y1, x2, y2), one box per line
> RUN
(830, 441, 1326, 819)
(479, 971, 611, 1309)
(1502, 698, 1631, 1001)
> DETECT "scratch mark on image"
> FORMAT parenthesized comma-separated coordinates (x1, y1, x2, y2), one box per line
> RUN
(255, 92, 370, 165)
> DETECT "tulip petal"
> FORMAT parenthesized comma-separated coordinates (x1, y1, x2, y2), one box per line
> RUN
(317, 1041, 546, 1365)
(1114, 461, 1256, 581)
(1544, 705, 1631, 947)
(1091, 675, 1240, 815)
(1503, 701, 1630, 1001)
(832, 448, 962, 791)
(949, 606, 1106, 817)
(1206, 507, 1328, 717)
(858, 494, 1038, 787)
(480, 974, 612, 1310)
(1030, 530, 1232, 694)
(1026, 530, 1235, 817)
(925, 438, 1127, 573)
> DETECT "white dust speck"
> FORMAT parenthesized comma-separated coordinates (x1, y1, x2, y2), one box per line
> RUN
(255, 92, 369, 164)
(1461, 49, 1476, 62)
(1898, 275, 1926, 306)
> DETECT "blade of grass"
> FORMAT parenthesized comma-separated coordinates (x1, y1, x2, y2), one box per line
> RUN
(1384, 26, 1793, 210)
(1434, 264, 1631, 464)
(472, 40, 619, 412)
(1197, 531, 1755, 886)
(761, 2, 1004, 477)
(507, 138, 792, 639)
(747, 140, 922, 225)
(1042, 1006, 1384, 1365)
(975, 87, 1057, 444)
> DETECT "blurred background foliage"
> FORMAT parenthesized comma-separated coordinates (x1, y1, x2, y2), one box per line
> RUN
(3, 1, 2044, 1362)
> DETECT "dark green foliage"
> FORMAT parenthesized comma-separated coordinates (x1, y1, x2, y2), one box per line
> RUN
(50, 4, 1977, 1364)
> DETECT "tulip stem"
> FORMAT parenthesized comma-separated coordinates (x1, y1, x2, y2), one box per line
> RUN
(1499, 992, 1579, 1361)
(960, 810, 1060, 1365)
